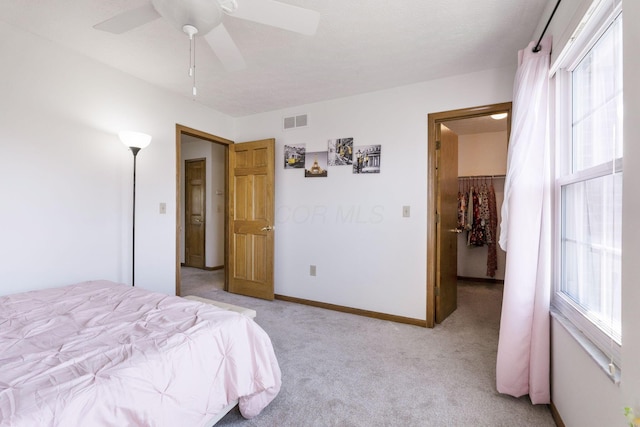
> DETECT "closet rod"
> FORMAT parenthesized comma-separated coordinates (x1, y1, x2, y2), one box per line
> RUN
(532, 0, 561, 52)
(458, 174, 506, 179)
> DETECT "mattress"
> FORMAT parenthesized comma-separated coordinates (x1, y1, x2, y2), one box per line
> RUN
(0, 280, 281, 426)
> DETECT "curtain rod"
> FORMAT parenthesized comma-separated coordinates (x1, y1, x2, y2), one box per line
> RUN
(533, 0, 562, 52)
(458, 174, 506, 179)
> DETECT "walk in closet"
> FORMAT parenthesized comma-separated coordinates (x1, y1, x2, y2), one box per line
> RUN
(445, 119, 508, 281)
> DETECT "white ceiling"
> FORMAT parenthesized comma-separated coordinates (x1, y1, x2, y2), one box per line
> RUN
(0, 0, 548, 117)
(444, 114, 508, 135)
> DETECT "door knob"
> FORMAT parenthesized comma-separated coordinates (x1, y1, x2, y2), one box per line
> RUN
(448, 228, 462, 233)
(261, 225, 275, 232)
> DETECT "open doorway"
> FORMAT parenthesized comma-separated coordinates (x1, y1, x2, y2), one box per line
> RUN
(443, 115, 509, 284)
(426, 102, 512, 327)
(175, 124, 233, 296)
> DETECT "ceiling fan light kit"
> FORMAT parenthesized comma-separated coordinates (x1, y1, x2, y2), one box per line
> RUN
(182, 24, 198, 39)
(94, 0, 320, 95)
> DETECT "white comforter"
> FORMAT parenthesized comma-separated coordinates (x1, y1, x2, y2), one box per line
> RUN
(0, 280, 281, 426)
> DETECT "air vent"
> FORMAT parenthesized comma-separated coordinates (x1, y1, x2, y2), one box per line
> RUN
(283, 114, 308, 130)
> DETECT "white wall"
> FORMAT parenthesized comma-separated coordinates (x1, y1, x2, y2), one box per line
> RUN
(0, 21, 235, 296)
(235, 68, 515, 320)
(457, 131, 508, 281)
(537, 0, 640, 425)
(180, 140, 225, 268)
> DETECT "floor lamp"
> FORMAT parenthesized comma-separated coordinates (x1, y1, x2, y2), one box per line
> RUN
(119, 131, 152, 287)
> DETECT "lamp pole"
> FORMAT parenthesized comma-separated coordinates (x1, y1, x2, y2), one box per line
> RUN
(130, 146, 141, 287)
(119, 130, 151, 288)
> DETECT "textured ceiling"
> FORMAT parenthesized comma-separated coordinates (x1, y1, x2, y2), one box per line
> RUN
(0, 0, 548, 117)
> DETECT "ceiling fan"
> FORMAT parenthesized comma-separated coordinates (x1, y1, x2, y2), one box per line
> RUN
(94, 0, 320, 75)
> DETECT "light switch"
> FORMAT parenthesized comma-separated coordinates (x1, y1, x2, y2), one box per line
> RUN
(402, 206, 410, 218)
(159, 202, 167, 214)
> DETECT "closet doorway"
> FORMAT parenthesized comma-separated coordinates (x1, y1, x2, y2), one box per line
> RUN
(426, 102, 512, 327)
(175, 125, 233, 296)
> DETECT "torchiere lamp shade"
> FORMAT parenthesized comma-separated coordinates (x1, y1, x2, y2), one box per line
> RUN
(119, 131, 152, 149)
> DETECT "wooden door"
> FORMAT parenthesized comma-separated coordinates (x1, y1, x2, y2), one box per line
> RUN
(228, 139, 275, 300)
(185, 159, 206, 268)
(435, 125, 459, 323)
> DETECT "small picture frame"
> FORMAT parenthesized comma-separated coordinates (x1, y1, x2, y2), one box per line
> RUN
(305, 151, 328, 177)
(328, 138, 354, 166)
(353, 145, 381, 174)
(284, 144, 306, 169)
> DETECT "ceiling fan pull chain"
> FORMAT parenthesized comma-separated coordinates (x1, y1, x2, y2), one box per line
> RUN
(188, 34, 193, 77)
(182, 25, 199, 96)
(192, 35, 197, 96)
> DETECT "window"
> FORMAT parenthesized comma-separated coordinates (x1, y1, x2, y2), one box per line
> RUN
(553, 2, 623, 367)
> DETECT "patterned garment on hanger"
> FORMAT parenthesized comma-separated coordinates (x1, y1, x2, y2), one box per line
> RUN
(457, 191, 467, 230)
(479, 184, 492, 244)
(468, 188, 487, 246)
(487, 182, 498, 277)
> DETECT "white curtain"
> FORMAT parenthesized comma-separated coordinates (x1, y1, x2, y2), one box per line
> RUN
(496, 36, 552, 405)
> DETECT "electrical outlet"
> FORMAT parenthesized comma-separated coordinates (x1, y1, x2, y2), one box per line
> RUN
(310, 265, 316, 276)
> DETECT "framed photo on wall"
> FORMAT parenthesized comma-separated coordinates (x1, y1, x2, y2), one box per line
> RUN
(353, 145, 381, 174)
(305, 151, 328, 177)
(284, 144, 306, 169)
(328, 138, 354, 166)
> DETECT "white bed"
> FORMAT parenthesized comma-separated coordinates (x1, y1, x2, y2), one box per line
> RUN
(0, 280, 281, 426)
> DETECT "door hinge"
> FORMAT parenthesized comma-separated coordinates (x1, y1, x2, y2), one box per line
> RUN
(435, 140, 441, 150)
(436, 213, 440, 223)
(435, 287, 440, 296)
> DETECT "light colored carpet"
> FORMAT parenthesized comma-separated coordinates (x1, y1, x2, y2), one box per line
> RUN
(180, 267, 225, 292)
(180, 268, 555, 427)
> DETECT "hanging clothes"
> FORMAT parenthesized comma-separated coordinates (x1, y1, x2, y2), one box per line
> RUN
(487, 181, 498, 277)
(468, 186, 486, 247)
(457, 191, 467, 230)
(458, 176, 499, 275)
(479, 183, 491, 243)
(466, 186, 474, 245)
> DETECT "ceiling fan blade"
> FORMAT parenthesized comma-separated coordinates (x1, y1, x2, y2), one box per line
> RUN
(230, 0, 320, 35)
(204, 25, 247, 71)
(93, 3, 161, 34)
